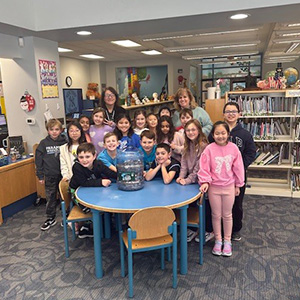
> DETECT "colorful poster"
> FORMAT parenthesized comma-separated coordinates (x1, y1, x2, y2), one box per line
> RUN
(38, 59, 59, 98)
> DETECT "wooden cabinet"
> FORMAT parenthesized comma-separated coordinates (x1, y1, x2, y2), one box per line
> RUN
(204, 98, 226, 123)
(0, 157, 37, 224)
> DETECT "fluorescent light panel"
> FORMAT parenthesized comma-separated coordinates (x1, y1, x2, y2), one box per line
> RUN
(111, 40, 141, 47)
(288, 23, 300, 27)
(182, 51, 259, 60)
(273, 39, 300, 44)
(285, 42, 300, 53)
(142, 28, 258, 42)
(58, 47, 73, 53)
(141, 50, 162, 55)
(165, 42, 259, 53)
(80, 54, 104, 59)
(76, 31, 92, 36)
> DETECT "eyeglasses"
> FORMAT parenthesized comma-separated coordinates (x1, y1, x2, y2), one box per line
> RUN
(185, 128, 198, 133)
(224, 110, 239, 114)
(105, 93, 115, 99)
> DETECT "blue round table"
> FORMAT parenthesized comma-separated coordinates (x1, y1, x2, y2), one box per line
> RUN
(76, 179, 200, 278)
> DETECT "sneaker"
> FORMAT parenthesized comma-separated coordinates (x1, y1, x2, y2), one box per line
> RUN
(222, 241, 232, 257)
(78, 226, 93, 239)
(41, 218, 57, 231)
(187, 228, 198, 242)
(232, 232, 242, 241)
(195, 232, 215, 243)
(212, 241, 222, 256)
(82, 207, 91, 214)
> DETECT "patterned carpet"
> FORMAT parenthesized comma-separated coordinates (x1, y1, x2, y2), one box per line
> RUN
(0, 194, 300, 300)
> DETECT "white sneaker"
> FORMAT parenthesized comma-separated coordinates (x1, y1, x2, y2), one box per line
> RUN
(195, 232, 215, 243)
(187, 228, 198, 242)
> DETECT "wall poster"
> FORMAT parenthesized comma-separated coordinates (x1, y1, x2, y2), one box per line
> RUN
(39, 59, 59, 98)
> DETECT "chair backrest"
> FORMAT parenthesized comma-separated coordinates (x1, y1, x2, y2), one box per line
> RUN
(59, 180, 72, 210)
(128, 207, 175, 240)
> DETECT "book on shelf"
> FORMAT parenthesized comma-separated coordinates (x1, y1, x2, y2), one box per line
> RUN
(262, 151, 280, 165)
(256, 152, 271, 165)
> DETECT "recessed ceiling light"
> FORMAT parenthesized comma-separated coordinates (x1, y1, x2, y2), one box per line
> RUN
(76, 31, 92, 36)
(80, 54, 104, 59)
(111, 40, 141, 47)
(230, 13, 250, 20)
(141, 50, 162, 55)
(58, 47, 73, 53)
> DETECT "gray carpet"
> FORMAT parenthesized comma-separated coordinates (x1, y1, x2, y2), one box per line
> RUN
(0, 194, 300, 300)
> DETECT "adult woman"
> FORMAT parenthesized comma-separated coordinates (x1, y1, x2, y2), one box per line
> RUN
(100, 87, 126, 128)
(172, 87, 212, 136)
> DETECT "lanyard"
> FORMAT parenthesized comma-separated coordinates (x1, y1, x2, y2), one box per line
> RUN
(105, 109, 115, 121)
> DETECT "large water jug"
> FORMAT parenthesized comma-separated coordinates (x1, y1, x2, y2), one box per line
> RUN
(116, 147, 144, 191)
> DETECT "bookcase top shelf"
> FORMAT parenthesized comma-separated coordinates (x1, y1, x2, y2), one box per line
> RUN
(227, 89, 300, 96)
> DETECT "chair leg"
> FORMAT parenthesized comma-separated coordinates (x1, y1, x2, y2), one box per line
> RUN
(161, 248, 165, 270)
(61, 202, 70, 258)
(199, 204, 204, 265)
(128, 248, 133, 298)
(167, 246, 171, 262)
(172, 223, 177, 288)
(104, 212, 111, 239)
(120, 231, 126, 277)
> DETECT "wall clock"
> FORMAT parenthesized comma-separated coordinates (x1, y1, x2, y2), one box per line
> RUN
(65, 76, 72, 87)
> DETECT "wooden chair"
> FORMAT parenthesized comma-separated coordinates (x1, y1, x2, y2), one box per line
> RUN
(175, 193, 204, 265)
(59, 180, 96, 257)
(120, 207, 177, 298)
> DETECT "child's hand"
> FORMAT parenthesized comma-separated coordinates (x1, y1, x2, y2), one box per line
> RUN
(143, 171, 147, 177)
(176, 178, 186, 185)
(200, 183, 209, 193)
(39, 179, 45, 184)
(104, 119, 115, 128)
(235, 186, 240, 196)
(170, 143, 176, 150)
(102, 179, 111, 187)
(62, 177, 69, 182)
(162, 159, 171, 167)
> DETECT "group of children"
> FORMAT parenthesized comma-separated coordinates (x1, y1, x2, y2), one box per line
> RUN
(35, 99, 256, 257)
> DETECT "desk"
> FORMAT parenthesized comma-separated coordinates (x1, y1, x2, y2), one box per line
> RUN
(0, 157, 36, 224)
(76, 180, 200, 278)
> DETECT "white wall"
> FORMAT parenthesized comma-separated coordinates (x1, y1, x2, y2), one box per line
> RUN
(0, 37, 64, 152)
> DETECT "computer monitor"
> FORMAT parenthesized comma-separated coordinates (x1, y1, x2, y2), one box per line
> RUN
(0, 114, 7, 126)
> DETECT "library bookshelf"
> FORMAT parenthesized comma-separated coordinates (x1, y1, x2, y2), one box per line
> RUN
(226, 89, 300, 198)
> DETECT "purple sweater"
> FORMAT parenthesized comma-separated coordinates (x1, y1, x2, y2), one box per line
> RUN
(179, 142, 207, 184)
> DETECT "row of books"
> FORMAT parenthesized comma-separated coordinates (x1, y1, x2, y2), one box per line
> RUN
(229, 96, 294, 116)
(292, 144, 300, 166)
(295, 118, 300, 140)
(291, 173, 300, 191)
(297, 98, 300, 115)
(252, 144, 289, 165)
(240, 119, 290, 138)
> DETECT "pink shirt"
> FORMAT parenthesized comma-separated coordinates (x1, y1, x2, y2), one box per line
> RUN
(198, 142, 244, 187)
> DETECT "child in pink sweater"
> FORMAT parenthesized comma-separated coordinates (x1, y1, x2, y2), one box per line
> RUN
(198, 121, 244, 257)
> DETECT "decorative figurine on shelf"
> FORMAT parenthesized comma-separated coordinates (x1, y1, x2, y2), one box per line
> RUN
(86, 83, 101, 100)
(142, 96, 150, 104)
(153, 92, 160, 102)
(132, 92, 142, 105)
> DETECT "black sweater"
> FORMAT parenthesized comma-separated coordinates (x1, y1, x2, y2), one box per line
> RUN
(70, 160, 117, 189)
(208, 123, 256, 169)
(35, 135, 67, 179)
